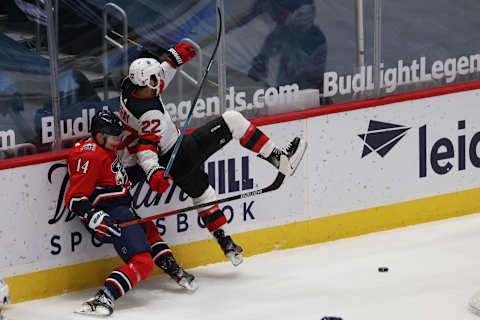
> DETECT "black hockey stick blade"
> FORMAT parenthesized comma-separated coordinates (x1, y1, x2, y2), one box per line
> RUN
(119, 156, 288, 228)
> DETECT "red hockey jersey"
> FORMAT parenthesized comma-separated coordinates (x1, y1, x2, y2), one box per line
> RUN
(65, 138, 131, 215)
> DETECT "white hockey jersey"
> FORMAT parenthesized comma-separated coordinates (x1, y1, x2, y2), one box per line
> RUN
(117, 61, 179, 178)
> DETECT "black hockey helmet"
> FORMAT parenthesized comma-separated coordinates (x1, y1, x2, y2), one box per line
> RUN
(91, 110, 123, 137)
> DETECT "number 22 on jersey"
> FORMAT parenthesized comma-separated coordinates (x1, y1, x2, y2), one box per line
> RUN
(141, 119, 161, 134)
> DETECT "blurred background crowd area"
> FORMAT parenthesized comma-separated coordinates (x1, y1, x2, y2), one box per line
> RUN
(0, 0, 479, 159)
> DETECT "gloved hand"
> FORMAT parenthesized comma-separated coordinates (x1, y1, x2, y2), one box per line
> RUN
(81, 210, 121, 240)
(147, 166, 172, 193)
(165, 42, 197, 68)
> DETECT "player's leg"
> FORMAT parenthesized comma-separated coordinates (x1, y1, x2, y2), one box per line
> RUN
(222, 110, 307, 175)
(175, 170, 244, 266)
(76, 251, 153, 316)
(158, 131, 226, 235)
(76, 206, 153, 316)
(183, 111, 306, 175)
(142, 220, 197, 290)
(189, 115, 233, 162)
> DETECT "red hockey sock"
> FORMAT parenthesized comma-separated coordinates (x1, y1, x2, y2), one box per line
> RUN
(104, 252, 153, 299)
(144, 221, 163, 244)
(199, 205, 227, 232)
(239, 124, 270, 153)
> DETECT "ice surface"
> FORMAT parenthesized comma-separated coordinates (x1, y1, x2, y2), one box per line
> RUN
(6, 213, 480, 319)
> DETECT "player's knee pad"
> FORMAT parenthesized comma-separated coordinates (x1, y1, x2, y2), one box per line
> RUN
(192, 185, 216, 205)
(144, 221, 163, 244)
(222, 110, 250, 140)
(128, 252, 154, 281)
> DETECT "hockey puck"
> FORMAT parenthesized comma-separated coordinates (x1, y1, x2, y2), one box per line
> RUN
(378, 267, 389, 272)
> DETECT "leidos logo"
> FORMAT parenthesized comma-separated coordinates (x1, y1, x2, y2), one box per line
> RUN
(358, 120, 410, 158)
(419, 120, 480, 178)
(359, 119, 480, 178)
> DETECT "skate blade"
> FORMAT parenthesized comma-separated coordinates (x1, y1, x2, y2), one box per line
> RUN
(278, 154, 290, 176)
(289, 139, 307, 176)
(74, 304, 112, 317)
(226, 252, 244, 267)
(178, 278, 199, 291)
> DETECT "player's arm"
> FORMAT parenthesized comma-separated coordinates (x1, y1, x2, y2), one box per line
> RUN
(65, 153, 120, 241)
(65, 152, 100, 213)
(160, 42, 196, 91)
(135, 110, 171, 193)
(123, 42, 196, 93)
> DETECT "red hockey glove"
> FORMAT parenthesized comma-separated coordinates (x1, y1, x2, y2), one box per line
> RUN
(147, 166, 172, 193)
(165, 42, 197, 68)
(82, 210, 121, 241)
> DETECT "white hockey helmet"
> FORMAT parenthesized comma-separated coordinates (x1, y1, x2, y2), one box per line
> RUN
(128, 58, 163, 94)
(0, 279, 10, 314)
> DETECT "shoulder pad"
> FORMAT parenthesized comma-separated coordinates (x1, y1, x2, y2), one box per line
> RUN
(124, 95, 165, 118)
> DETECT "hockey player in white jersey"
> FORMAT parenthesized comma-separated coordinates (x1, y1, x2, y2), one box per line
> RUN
(118, 42, 307, 266)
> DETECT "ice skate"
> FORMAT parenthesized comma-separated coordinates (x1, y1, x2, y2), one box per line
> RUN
(213, 229, 244, 266)
(75, 289, 114, 317)
(258, 137, 307, 176)
(170, 268, 198, 291)
(469, 290, 480, 315)
(159, 255, 198, 291)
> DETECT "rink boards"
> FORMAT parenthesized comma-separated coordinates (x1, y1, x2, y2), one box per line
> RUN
(2, 87, 480, 302)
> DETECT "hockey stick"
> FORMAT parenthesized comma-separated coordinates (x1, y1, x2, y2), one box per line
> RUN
(119, 156, 289, 228)
(163, 8, 223, 179)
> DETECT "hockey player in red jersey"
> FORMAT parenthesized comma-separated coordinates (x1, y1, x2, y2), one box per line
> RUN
(118, 42, 307, 266)
(65, 110, 197, 317)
